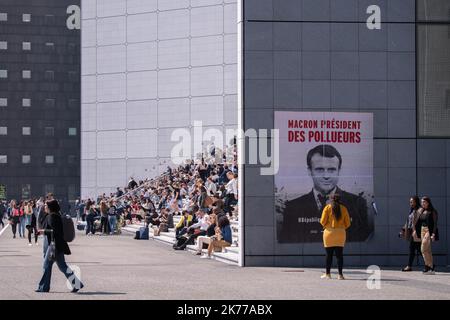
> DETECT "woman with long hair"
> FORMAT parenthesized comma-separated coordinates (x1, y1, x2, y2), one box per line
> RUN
(319, 194, 351, 280)
(24, 201, 34, 246)
(414, 196, 438, 274)
(9, 200, 20, 239)
(401, 196, 421, 271)
(27, 200, 39, 246)
(99, 201, 109, 235)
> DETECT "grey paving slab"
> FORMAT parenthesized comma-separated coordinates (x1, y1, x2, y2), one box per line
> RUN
(0, 228, 449, 300)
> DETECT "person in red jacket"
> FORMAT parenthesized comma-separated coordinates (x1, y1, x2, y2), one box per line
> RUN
(9, 200, 20, 239)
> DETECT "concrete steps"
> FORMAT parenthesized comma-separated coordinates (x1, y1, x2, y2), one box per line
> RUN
(122, 219, 240, 265)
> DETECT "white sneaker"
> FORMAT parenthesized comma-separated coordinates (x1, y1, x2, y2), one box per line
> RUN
(28, 243, 32, 246)
(200, 255, 211, 259)
(35, 242, 39, 246)
(320, 273, 331, 279)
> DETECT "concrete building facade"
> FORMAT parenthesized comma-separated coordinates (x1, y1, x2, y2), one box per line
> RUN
(80, 0, 238, 199)
(0, 0, 80, 209)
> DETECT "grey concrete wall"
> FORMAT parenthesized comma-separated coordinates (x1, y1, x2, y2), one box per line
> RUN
(243, 0, 450, 267)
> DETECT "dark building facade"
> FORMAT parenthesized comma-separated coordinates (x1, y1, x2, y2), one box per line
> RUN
(0, 0, 80, 210)
(242, 0, 450, 267)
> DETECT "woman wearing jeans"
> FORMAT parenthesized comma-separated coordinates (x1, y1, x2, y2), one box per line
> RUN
(107, 201, 117, 235)
(319, 194, 351, 280)
(36, 199, 84, 293)
(413, 197, 438, 274)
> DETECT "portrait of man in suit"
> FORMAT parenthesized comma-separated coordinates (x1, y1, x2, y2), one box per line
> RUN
(278, 144, 373, 243)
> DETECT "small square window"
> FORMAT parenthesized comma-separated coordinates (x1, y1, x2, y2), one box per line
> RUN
(44, 15, 55, 25)
(45, 70, 54, 81)
(22, 14, 31, 22)
(68, 155, 77, 165)
(0, 70, 8, 78)
(21, 184, 30, 200)
(0, 98, 7, 106)
(0, 127, 7, 135)
(44, 127, 54, 136)
(22, 42, 31, 51)
(68, 71, 78, 82)
(0, 13, 7, 22)
(44, 184, 54, 194)
(0, 155, 7, 164)
(45, 42, 55, 52)
(22, 127, 31, 135)
(68, 99, 78, 108)
(22, 98, 31, 107)
(45, 155, 54, 164)
(22, 155, 31, 164)
(45, 98, 55, 108)
(22, 70, 31, 79)
(0, 41, 7, 50)
(68, 184, 78, 201)
(68, 127, 77, 136)
(68, 43, 77, 52)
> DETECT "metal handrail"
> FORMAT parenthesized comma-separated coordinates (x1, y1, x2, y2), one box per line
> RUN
(111, 172, 170, 203)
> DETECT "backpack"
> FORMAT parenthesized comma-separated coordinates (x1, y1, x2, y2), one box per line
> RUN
(61, 214, 76, 242)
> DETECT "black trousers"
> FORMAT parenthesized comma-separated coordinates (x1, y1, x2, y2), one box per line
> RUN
(408, 240, 422, 267)
(177, 230, 206, 250)
(101, 216, 109, 234)
(27, 225, 38, 243)
(325, 246, 344, 275)
(224, 194, 237, 213)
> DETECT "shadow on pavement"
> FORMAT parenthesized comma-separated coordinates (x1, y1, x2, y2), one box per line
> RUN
(76, 292, 127, 296)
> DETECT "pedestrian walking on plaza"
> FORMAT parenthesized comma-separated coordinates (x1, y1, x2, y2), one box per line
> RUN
(0, 201, 6, 229)
(108, 201, 117, 235)
(414, 196, 438, 275)
(10, 200, 21, 239)
(17, 201, 25, 238)
(36, 199, 84, 293)
(100, 201, 109, 235)
(27, 200, 39, 246)
(400, 196, 422, 272)
(85, 201, 97, 235)
(24, 201, 34, 245)
(319, 194, 351, 280)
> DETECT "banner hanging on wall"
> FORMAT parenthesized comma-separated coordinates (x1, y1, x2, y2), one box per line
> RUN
(275, 112, 374, 243)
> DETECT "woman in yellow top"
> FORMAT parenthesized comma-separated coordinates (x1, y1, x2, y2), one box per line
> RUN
(320, 194, 351, 280)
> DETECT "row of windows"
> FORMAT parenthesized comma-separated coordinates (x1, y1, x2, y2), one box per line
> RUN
(0, 98, 79, 108)
(0, 13, 31, 23)
(0, 154, 78, 165)
(0, 184, 79, 201)
(0, 127, 77, 136)
(0, 98, 31, 107)
(0, 69, 79, 80)
(0, 41, 77, 52)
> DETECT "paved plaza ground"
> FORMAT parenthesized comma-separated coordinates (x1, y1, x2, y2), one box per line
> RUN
(0, 226, 449, 300)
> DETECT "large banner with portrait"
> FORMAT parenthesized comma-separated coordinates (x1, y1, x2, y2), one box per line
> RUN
(275, 112, 374, 243)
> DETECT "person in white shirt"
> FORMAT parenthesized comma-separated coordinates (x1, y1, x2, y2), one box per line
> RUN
(205, 176, 217, 197)
(174, 210, 209, 250)
(224, 172, 238, 214)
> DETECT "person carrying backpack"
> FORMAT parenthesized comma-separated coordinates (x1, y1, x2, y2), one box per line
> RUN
(36, 199, 83, 293)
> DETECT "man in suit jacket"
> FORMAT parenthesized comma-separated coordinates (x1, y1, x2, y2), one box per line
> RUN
(278, 144, 372, 243)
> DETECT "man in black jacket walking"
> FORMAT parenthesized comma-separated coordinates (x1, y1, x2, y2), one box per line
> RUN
(36, 199, 84, 293)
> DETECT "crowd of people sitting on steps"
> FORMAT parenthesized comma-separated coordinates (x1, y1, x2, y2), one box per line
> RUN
(71, 142, 238, 258)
